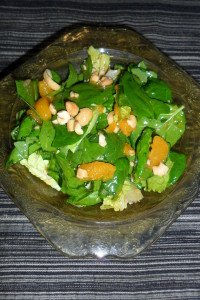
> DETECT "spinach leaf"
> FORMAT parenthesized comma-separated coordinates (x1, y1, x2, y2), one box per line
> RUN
(134, 128, 153, 188)
(67, 191, 102, 207)
(52, 124, 86, 148)
(119, 72, 154, 119)
(56, 154, 84, 190)
(156, 105, 185, 146)
(129, 61, 157, 85)
(16, 79, 39, 106)
(130, 105, 185, 148)
(47, 156, 61, 183)
(64, 63, 83, 88)
(11, 125, 20, 141)
(100, 157, 130, 198)
(6, 141, 29, 166)
(51, 70, 61, 84)
(148, 98, 170, 118)
(100, 133, 125, 163)
(96, 113, 108, 131)
(168, 151, 186, 186)
(53, 95, 66, 111)
(68, 137, 105, 166)
(144, 79, 172, 103)
(39, 121, 56, 151)
(71, 83, 115, 108)
(6, 137, 37, 166)
(17, 116, 36, 140)
(28, 142, 41, 155)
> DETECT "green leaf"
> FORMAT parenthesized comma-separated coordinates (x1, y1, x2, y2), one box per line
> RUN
(51, 70, 61, 84)
(39, 121, 56, 151)
(100, 133, 126, 164)
(17, 116, 36, 140)
(52, 124, 86, 148)
(144, 79, 172, 103)
(96, 113, 108, 131)
(156, 105, 185, 146)
(56, 154, 84, 191)
(68, 137, 105, 166)
(65, 63, 83, 88)
(6, 139, 30, 166)
(11, 125, 20, 141)
(146, 158, 174, 193)
(16, 79, 39, 106)
(67, 191, 102, 207)
(168, 151, 186, 186)
(119, 72, 154, 119)
(71, 83, 115, 108)
(134, 128, 153, 188)
(100, 158, 130, 198)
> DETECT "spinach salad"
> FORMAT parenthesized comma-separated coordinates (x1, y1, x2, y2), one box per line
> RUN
(7, 46, 186, 211)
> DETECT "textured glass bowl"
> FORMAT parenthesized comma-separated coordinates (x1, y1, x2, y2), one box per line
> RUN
(0, 26, 200, 258)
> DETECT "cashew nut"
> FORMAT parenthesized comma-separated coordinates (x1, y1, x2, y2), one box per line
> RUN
(127, 115, 137, 129)
(49, 103, 57, 115)
(56, 110, 71, 125)
(107, 111, 114, 125)
(43, 69, 61, 91)
(74, 121, 83, 135)
(67, 118, 75, 132)
(100, 76, 113, 87)
(70, 91, 79, 99)
(76, 168, 88, 179)
(99, 133, 107, 147)
(90, 72, 100, 84)
(65, 101, 79, 117)
(75, 108, 93, 127)
(152, 162, 169, 176)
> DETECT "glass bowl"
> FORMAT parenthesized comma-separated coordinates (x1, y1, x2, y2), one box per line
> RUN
(0, 26, 200, 258)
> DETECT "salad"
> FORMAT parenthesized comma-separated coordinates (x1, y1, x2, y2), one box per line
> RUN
(6, 46, 186, 211)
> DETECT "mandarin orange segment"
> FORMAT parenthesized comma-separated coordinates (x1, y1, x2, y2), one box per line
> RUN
(119, 119, 135, 136)
(77, 161, 116, 181)
(148, 135, 169, 167)
(105, 121, 118, 133)
(123, 143, 135, 157)
(34, 97, 52, 121)
(114, 103, 120, 119)
(38, 80, 54, 100)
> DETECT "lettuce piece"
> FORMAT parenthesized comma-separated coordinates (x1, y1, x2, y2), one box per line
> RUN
(88, 46, 110, 76)
(100, 180, 143, 211)
(146, 159, 173, 193)
(20, 152, 61, 191)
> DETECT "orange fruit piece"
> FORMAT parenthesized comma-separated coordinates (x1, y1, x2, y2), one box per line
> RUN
(34, 97, 52, 121)
(119, 119, 135, 137)
(114, 103, 120, 119)
(123, 143, 135, 157)
(105, 121, 118, 133)
(148, 135, 169, 167)
(38, 80, 54, 100)
(77, 161, 116, 181)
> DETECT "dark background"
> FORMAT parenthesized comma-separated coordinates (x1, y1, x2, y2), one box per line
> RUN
(0, 0, 200, 299)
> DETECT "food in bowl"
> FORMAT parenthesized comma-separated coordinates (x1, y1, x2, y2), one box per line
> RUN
(6, 46, 186, 211)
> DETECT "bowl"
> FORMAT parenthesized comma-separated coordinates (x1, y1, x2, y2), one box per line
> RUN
(0, 26, 200, 258)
